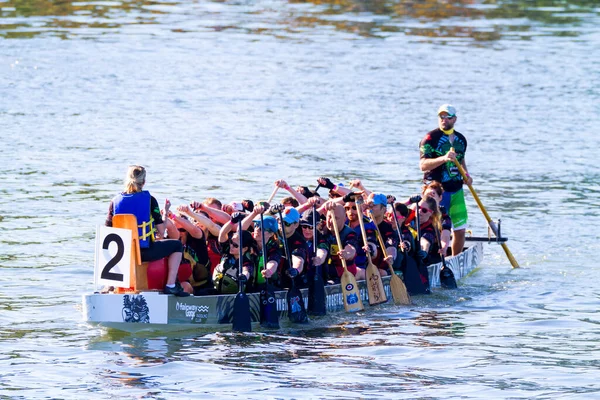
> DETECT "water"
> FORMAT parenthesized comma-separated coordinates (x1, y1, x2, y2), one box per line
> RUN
(1, 0, 599, 398)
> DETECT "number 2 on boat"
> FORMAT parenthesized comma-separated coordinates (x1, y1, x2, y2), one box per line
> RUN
(94, 225, 132, 288)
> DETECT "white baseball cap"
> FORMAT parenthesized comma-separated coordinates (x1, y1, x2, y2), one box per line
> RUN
(437, 104, 457, 116)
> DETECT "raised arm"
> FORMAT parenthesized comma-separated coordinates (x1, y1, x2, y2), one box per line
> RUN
(192, 201, 231, 225)
(275, 179, 308, 205)
(181, 205, 221, 237)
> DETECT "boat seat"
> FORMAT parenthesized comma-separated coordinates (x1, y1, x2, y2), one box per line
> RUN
(112, 213, 149, 292)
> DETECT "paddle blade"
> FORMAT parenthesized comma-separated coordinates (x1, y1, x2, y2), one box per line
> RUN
(260, 284, 280, 329)
(307, 269, 327, 316)
(390, 274, 411, 305)
(287, 286, 309, 323)
(232, 292, 252, 332)
(403, 255, 430, 295)
(340, 270, 364, 312)
(440, 265, 458, 289)
(365, 262, 387, 305)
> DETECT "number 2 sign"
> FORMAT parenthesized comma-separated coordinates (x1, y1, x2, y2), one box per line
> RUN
(94, 225, 132, 288)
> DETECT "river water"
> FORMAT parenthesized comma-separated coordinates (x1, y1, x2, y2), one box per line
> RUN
(1, 0, 599, 398)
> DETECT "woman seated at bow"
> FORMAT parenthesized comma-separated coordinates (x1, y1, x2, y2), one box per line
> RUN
(105, 165, 188, 297)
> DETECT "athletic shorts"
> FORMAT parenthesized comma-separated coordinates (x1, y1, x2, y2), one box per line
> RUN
(141, 239, 183, 262)
(440, 188, 468, 231)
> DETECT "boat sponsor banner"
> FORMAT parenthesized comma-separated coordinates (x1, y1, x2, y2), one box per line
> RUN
(168, 298, 211, 324)
(94, 225, 132, 288)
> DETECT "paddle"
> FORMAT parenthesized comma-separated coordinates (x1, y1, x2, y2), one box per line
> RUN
(329, 209, 364, 312)
(355, 197, 387, 305)
(276, 206, 308, 323)
(307, 204, 326, 316)
(449, 148, 519, 268)
(232, 218, 252, 332)
(368, 210, 411, 305)
(434, 223, 457, 289)
(267, 186, 279, 204)
(259, 212, 280, 329)
(390, 199, 428, 295)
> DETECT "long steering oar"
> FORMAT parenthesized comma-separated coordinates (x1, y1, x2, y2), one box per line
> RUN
(276, 206, 308, 323)
(434, 224, 457, 289)
(390, 199, 428, 295)
(232, 218, 252, 332)
(329, 209, 364, 312)
(259, 212, 280, 329)
(307, 205, 326, 316)
(368, 210, 410, 305)
(450, 148, 519, 268)
(355, 197, 387, 305)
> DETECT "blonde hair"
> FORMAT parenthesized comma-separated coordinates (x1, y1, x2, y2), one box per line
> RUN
(124, 165, 146, 194)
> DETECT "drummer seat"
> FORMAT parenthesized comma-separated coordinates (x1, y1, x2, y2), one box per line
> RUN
(112, 213, 150, 292)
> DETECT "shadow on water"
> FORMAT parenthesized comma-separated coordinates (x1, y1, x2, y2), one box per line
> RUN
(0, 0, 597, 40)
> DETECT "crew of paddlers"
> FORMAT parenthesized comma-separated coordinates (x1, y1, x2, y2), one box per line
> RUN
(105, 104, 470, 297)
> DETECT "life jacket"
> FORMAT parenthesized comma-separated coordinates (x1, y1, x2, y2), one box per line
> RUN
(113, 191, 155, 248)
(182, 245, 210, 288)
(213, 255, 240, 294)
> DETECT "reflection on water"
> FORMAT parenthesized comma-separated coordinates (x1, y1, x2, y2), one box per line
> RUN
(1, 0, 598, 40)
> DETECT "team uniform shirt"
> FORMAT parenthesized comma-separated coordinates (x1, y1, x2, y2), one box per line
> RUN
(372, 220, 399, 270)
(325, 225, 359, 279)
(419, 221, 441, 265)
(349, 217, 377, 269)
(420, 128, 468, 193)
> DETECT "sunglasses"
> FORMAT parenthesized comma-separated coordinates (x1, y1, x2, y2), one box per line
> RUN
(229, 241, 240, 248)
(283, 221, 294, 227)
(419, 207, 433, 214)
(301, 225, 314, 230)
(439, 114, 455, 120)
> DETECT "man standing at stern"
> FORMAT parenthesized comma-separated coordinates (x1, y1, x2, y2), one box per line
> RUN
(419, 104, 472, 256)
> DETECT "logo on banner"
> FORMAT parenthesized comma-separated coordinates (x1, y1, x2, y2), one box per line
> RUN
(122, 295, 150, 323)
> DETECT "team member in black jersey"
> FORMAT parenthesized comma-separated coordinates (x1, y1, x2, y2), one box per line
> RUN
(420, 104, 472, 256)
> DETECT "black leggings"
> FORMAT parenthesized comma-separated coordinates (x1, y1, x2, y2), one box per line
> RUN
(140, 239, 183, 262)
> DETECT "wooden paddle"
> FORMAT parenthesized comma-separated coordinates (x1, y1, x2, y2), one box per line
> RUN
(390, 200, 429, 295)
(329, 209, 364, 312)
(355, 198, 387, 305)
(433, 223, 457, 289)
(232, 218, 252, 332)
(276, 207, 308, 323)
(259, 212, 280, 329)
(449, 148, 519, 268)
(368, 210, 411, 305)
(267, 186, 279, 204)
(307, 205, 326, 316)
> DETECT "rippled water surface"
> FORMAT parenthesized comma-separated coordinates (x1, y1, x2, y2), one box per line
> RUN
(1, 0, 599, 398)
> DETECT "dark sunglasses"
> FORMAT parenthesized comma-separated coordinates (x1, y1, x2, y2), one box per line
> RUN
(301, 225, 314, 230)
(439, 114, 455, 120)
(419, 207, 432, 214)
(229, 241, 240, 248)
(283, 221, 294, 227)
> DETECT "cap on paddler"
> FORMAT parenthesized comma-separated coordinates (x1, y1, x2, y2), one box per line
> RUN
(253, 215, 278, 233)
(370, 193, 388, 207)
(437, 104, 457, 116)
(300, 210, 317, 226)
(281, 207, 300, 224)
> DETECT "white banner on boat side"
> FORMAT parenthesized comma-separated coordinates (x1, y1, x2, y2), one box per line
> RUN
(94, 225, 132, 288)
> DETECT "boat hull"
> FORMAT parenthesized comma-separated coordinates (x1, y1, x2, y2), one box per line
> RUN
(83, 243, 483, 332)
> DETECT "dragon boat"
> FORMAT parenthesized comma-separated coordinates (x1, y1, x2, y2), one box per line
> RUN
(82, 242, 483, 333)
